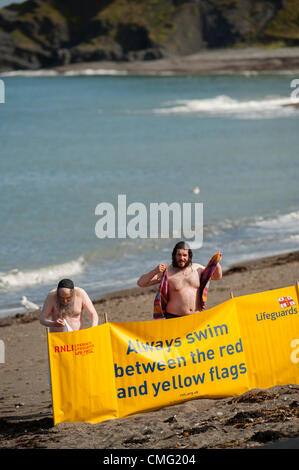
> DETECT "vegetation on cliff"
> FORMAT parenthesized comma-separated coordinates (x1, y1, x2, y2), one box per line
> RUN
(0, 0, 299, 71)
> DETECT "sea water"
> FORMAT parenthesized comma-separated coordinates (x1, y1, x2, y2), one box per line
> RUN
(0, 70, 298, 317)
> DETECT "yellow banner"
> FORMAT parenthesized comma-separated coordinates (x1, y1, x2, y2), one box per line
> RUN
(48, 285, 299, 425)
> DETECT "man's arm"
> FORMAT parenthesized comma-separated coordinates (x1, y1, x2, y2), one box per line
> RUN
(137, 264, 166, 288)
(40, 294, 65, 328)
(82, 290, 99, 327)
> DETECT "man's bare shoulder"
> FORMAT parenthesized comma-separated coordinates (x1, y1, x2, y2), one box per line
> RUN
(192, 263, 205, 272)
(75, 286, 87, 298)
(42, 289, 56, 311)
(47, 289, 57, 300)
(168, 265, 177, 276)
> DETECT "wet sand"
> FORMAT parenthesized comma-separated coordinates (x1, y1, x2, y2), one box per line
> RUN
(0, 250, 299, 450)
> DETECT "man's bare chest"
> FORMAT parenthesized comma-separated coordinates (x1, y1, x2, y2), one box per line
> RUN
(168, 270, 200, 291)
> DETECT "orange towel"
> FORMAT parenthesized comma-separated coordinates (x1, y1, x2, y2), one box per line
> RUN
(199, 252, 222, 311)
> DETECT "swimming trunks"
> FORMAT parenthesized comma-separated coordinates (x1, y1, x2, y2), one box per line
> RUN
(164, 312, 182, 319)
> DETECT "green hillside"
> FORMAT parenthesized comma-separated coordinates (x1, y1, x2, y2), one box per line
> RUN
(0, 0, 298, 71)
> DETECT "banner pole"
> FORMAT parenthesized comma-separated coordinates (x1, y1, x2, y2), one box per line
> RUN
(104, 313, 108, 323)
(230, 290, 234, 298)
(46, 327, 55, 425)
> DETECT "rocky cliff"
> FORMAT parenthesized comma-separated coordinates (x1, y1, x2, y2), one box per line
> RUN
(0, 0, 299, 71)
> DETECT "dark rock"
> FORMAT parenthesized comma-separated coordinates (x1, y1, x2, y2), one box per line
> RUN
(230, 389, 279, 403)
(116, 23, 153, 53)
(250, 429, 285, 443)
(164, 415, 177, 424)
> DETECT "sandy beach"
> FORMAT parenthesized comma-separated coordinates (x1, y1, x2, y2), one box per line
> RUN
(0, 250, 299, 450)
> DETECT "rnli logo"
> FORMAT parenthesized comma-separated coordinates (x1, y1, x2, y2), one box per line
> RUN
(278, 296, 296, 309)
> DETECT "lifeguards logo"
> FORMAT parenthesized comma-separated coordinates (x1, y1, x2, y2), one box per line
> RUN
(256, 295, 297, 322)
(278, 296, 296, 308)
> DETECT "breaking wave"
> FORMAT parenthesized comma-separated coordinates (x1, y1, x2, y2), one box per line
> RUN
(0, 256, 85, 290)
(153, 95, 299, 119)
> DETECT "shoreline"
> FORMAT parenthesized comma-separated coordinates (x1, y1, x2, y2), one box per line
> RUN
(1, 249, 298, 326)
(95, 249, 299, 301)
(54, 46, 299, 76)
(0, 248, 299, 448)
(2, 46, 299, 76)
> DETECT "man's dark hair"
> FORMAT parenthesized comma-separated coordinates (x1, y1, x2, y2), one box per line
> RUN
(57, 279, 74, 290)
(172, 241, 193, 267)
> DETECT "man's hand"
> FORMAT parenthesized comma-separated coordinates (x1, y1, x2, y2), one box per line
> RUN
(137, 264, 166, 287)
(55, 318, 66, 328)
(156, 264, 167, 273)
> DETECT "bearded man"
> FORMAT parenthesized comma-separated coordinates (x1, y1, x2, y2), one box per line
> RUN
(137, 241, 222, 318)
(40, 279, 99, 331)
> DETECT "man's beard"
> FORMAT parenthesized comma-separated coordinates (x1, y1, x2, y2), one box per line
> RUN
(173, 259, 192, 269)
(56, 293, 75, 318)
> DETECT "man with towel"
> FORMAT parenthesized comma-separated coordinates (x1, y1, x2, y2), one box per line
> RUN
(40, 278, 99, 332)
(137, 242, 222, 319)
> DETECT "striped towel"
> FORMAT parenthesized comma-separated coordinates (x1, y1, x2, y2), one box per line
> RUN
(198, 252, 222, 311)
(153, 266, 168, 320)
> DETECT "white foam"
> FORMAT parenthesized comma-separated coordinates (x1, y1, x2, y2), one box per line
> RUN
(153, 94, 299, 119)
(0, 68, 128, 77)
(281, 234, 299, 243)
(0, 256, 85, 290)
(0, 69, 59, 77)
(63, 69, 128, 76)
(253, 210, 299, 230)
